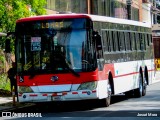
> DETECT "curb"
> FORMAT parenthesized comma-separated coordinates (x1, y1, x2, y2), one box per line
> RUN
(0, 102, 35, 112)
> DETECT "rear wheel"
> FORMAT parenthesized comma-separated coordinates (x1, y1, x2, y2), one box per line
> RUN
(142, 76, 147, 96)
(134, 74, 143, 98)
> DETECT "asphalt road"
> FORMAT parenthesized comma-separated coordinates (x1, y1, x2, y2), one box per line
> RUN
(1, 82, 160, 120)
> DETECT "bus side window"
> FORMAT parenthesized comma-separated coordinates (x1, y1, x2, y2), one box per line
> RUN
(113, 31, 119, 51)
(119, 32, 125, 51)
(139, 33, 146, 51)
(131, 32, 136, 50)
(131, 32, 134, 50)
(143, 33, 146, 50)
(128, 32, 132, 51)
(135, 33, 140, 50)
(106, 31, 111, 52)
(117, 31, 120, 51)
(109, 31, 113, 51)
(124, 32, 131, 51)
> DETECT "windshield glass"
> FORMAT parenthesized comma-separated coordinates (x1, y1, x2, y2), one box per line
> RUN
(16, 18, 96, 75)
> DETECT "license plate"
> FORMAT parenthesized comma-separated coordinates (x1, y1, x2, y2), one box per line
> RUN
(52, 96, 61, 100)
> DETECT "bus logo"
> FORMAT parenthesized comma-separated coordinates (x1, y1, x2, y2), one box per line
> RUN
(51, 76, 59, 82)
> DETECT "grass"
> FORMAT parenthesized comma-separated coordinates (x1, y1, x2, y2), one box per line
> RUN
(0, 73, 10, 91)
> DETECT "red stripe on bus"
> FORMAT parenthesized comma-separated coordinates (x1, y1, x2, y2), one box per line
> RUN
(92, 90, 96, 93)
(82, 91, 87, 94)
(113, 69, 155, 78)
(29, 94, 38, 97)
(52, 93, 57, 96)
(42, 94, 48, 96)
(114, 72, 138, 78)
(72, 92, 78, 94)
(62, 92, 67, 95)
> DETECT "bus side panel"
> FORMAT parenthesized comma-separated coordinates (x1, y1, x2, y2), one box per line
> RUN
(96, 64, 114, 99)
(113, 61, 139, 94)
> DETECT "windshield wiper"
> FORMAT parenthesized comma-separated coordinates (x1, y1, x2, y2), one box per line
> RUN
(64, 59, 80, 77)
(58, 53, 80, 77)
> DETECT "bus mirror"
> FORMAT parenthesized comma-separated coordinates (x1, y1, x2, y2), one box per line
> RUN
(93, 31, 102, 50)
(5, 39, 11, 53)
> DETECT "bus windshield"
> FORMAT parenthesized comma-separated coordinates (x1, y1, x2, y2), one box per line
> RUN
(16, 18, 96, 75)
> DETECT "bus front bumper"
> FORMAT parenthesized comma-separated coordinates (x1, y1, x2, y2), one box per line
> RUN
(18, 90, 97, 102)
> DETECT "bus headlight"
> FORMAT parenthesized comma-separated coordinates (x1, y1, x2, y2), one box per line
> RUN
(78, 81, 97, 90)
(18, 86, 33, 94)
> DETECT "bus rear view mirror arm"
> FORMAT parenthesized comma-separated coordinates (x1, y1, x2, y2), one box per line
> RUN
(93, 31, 102, 50)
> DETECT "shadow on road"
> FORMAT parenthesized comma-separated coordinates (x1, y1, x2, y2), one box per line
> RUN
(9, 94, 130, 113)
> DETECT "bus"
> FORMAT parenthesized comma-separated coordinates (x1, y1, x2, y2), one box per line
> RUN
(7, 14, 155, 106)
(152, 24, 160, 70)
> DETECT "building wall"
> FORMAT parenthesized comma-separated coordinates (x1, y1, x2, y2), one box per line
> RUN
(45, 0, 141, 21)
(142, 3, 152, 24)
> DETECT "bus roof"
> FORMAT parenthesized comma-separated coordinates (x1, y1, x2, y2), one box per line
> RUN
(16, 14, 151, 28)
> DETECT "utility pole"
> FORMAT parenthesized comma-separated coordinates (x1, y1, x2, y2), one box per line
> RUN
(126, 0, 132, 20)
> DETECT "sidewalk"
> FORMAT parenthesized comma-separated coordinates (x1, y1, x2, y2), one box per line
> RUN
(154, 71, 160, 83)
(0, 97, 13, 111)
(0, 97, 34, 112)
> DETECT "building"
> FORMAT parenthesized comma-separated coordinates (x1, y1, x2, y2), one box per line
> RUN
(45, 0, 160, 24)
(46, 0, 139, 20)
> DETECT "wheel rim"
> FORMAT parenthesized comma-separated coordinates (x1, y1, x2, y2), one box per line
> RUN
(106, 82, 111, 106)
(139, 75, 143, 93)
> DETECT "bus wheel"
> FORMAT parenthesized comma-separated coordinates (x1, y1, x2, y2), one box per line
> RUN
(142, 77, 147, 96)
(105, 81, 112, 107)
(134, 74, 143, 98)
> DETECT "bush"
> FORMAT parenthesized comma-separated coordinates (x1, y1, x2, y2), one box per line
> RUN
(0, 73, 11, 94)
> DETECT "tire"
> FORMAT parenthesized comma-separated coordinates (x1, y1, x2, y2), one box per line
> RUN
(134, 74, 143, 98)
(142, 77, 147, 96)
(99, 81, 112, 107)
(105, 81, 112, 107)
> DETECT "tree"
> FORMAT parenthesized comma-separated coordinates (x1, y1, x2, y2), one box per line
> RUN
(0, 0, 46, 33)
(0, 0, 46, 64)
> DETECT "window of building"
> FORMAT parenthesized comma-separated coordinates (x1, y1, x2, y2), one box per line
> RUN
(91, 0, 111, 16)
(46, 0, 87, 13)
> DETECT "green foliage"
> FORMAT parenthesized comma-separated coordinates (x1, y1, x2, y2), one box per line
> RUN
(0, 73, 10, 91)
(0, 0, 46, 51)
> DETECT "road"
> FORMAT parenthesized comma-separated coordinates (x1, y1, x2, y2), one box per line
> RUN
(1, 82, 160, 120)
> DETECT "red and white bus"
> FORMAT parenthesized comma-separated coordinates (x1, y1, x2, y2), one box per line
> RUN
(10, 14, 155, 106)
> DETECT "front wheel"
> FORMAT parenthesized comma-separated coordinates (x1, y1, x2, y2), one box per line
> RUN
(100, 82, 112, 107)
(105, 81, 112, 107)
